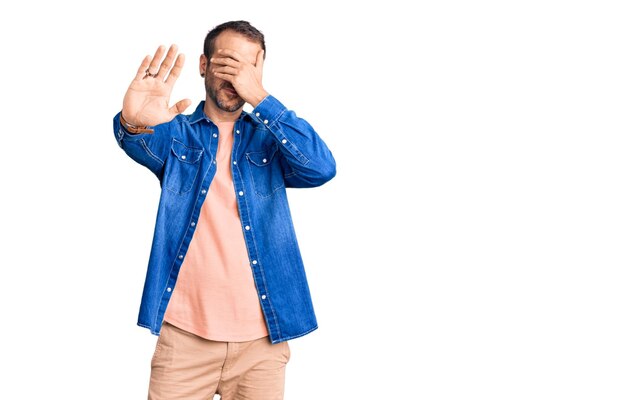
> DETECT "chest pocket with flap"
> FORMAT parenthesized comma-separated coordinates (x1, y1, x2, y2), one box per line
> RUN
(245, 144, 285, 198)
(164, 139, 204, 195)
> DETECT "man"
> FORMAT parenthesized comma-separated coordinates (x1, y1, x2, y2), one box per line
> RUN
(112, 21, 336, 399)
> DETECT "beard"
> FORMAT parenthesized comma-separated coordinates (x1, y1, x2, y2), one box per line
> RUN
(205, 77, 245, 112)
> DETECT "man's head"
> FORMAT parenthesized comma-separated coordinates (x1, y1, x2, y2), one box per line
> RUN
(200, 21, 265, 113)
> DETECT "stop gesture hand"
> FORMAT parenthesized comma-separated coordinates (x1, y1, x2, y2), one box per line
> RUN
(122, 45, 192, 127)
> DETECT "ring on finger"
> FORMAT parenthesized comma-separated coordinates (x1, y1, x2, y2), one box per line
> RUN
(144, 68, 157, 78)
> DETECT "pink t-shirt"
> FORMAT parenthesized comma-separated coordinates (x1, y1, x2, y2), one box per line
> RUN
(164, 120, 269, 342)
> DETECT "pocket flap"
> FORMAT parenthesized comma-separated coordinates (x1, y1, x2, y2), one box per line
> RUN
(246, 145, 278, 167)
(171, 139, 203, 164)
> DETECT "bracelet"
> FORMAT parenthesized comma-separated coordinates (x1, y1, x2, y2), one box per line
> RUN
(120, 113, 154, 134)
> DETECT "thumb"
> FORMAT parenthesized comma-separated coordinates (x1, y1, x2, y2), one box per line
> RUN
(169, 98, 192, 117)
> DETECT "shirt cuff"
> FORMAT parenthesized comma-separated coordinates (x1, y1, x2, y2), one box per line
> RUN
(114, 112, 149, 145)
(250, 95, 286, 128)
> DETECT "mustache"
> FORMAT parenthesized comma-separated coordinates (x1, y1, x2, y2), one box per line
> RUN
(220, 82, 236, 91)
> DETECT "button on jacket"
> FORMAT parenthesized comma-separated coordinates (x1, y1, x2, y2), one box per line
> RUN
(113, 95, 336, 344)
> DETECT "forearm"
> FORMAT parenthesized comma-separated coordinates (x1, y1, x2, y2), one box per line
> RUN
(252, 96, 336, 187)
(113, 111, 171, 178)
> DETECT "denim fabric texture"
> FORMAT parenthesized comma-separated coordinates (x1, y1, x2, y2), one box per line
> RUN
(113, 96, 336, 344)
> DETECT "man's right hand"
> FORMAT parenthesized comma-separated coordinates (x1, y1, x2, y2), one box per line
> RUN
(121, 44, 192, 127)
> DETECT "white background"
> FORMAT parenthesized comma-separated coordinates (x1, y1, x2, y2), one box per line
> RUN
(1, 0, 625, 398)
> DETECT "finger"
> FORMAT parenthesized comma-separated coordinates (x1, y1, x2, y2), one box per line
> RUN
(156, 44, 178, 80)
(213, 72, 234, 82)
(210, 56, 239, 68)
(134, 55, 152, 81)
(217, 48, 242, 62)
(212, 65, 238, 75)
(147, 45, 166, 74)
(165, 53, 185, 85)
(169, 98, 192, 117)
(255, 49, 265, 71)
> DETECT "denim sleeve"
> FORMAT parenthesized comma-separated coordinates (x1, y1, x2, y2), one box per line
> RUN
(251, 96, 336, 188)
(113, 112, 176, 179)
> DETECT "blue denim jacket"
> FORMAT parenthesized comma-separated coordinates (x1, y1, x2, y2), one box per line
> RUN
(113, 95, 336, 344)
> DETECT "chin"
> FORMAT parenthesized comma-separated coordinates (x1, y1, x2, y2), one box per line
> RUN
(217, 97, 244, 112)
(217, 102, 243, 113)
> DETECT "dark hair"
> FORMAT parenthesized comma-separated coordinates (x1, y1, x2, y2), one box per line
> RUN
(203, 20, 266, 59)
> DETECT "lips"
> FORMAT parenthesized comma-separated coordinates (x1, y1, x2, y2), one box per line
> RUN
(222, 85, 238, 96)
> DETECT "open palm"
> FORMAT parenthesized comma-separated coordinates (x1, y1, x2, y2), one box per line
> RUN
(122, 45, 191, 127)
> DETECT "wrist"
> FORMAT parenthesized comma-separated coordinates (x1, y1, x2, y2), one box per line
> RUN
(120, 112, 154, 134)
(121, 110, 134, 124)
(248, 90, 269, 108)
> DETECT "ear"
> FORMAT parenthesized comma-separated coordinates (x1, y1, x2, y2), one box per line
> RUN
(199, 54, 208, 77)
(255, 49, 265, 73)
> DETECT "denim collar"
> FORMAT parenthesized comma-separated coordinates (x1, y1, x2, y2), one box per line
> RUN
(188, 101, 253, 125)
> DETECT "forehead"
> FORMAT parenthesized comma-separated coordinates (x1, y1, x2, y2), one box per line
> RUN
(214, 30, 261, 63)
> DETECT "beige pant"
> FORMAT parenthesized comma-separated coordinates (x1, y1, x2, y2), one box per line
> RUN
(148, 322, 290, 400)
